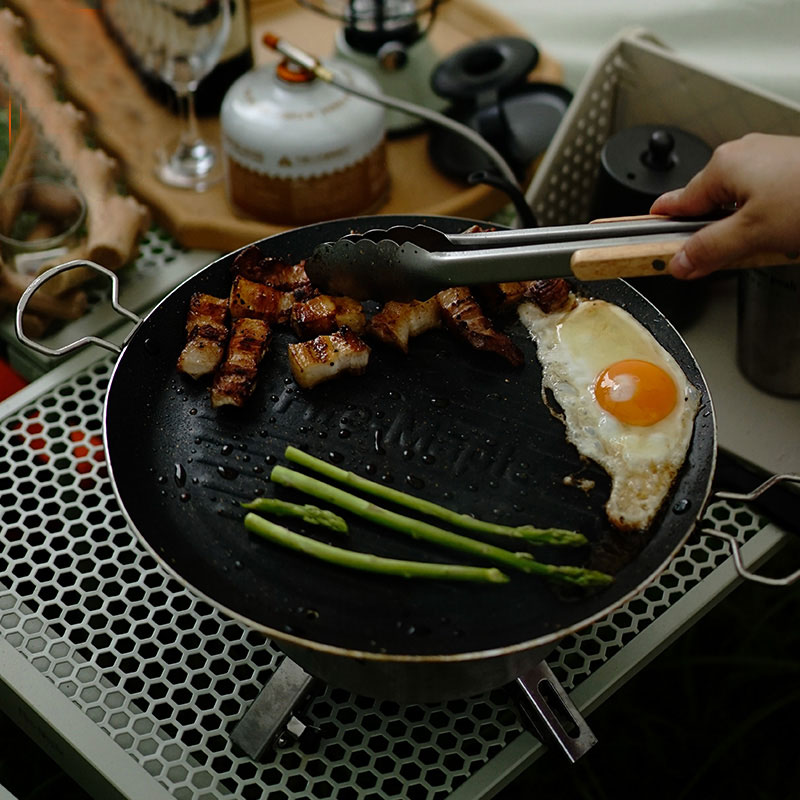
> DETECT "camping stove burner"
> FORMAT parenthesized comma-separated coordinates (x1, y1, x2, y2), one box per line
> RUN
(297, 0, 442, 49)
(0, 333, 772, 795)
(295, 0, 449, 132)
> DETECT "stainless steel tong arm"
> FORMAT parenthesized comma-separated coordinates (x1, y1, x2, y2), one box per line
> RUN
(414, 217, 712, 250)
(395, 231, 696, 283)
(306, 214, 795, 301)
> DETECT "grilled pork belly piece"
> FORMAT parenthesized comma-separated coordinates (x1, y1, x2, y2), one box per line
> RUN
(232, 245, 313, 298)
(230, 245, 265, 279)
(288, 327, 370, 390)
(367, 297, 441, 353)
(437, 286, 524, 367)
(278, 265, 315, 301)
(290, 294, 366, 339)
(210, 318, 272, 408)
(176, 293, 230, 379)
(523, 278, 574, 313)
(475, 281, 535, 315)
(230, 275, 294, 324)
(459, 226, 532, 316)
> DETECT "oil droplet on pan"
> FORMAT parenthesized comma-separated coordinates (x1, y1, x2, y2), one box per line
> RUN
(174, 463, 186, 487)
(405, 475, 425, 490)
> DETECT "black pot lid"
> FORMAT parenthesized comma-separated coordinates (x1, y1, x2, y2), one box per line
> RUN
(431, 36, 539, 102)
(601, 125, 713, 196)
(428, 82, 572, 181)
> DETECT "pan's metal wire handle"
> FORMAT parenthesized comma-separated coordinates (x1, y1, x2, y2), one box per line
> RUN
(15, 260, 142, 358)
(702, 473, 800, 587)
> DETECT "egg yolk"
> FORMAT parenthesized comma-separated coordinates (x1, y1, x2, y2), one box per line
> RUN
(594, 359, 677, 426)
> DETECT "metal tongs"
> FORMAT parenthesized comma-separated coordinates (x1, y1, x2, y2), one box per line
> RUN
(304, 215, 791, 301)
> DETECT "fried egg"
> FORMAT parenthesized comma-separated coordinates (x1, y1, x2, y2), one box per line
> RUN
(519, 296, 700, 531)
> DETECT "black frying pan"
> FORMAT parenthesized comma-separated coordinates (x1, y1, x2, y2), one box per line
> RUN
(19, 215, 717, 701)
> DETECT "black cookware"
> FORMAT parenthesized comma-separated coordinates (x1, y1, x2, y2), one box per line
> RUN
(15, 215, 716, 702)
(592, 124, 712, 219)
(592, 124, 714, 328)
(428, 37, 572, 182)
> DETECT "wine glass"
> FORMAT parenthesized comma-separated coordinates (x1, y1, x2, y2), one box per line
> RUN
(146, 0, 232, 190)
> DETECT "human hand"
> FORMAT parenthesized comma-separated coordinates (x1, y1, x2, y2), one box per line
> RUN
(650, 133, 800, 279)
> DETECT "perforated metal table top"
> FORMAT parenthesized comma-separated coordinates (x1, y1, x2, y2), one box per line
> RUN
(0, 314, 791, 799)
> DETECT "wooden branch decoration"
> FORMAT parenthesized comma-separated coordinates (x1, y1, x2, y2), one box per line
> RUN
(0, 7, 150, 277)
(0, 256, 87, 320)
(0, 115, 36, 232)
(74, 146, 149, 271)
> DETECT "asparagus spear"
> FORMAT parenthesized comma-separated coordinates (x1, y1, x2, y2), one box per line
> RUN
(284, 446, 586, 546)
(244, 513, 509, 584)
(242, 497, 348, 533)
(270, 465, 613, 587)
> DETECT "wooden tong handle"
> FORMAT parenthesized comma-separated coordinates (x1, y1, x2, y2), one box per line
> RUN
(571, 239, 799, 281)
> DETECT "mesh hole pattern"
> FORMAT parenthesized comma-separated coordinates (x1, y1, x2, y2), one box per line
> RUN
(0, 356, 765, 798)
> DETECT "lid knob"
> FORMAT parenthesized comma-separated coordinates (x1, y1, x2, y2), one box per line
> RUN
(642, 129, 676, 171)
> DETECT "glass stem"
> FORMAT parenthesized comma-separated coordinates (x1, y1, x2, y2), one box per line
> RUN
(179, 88, 201, 148)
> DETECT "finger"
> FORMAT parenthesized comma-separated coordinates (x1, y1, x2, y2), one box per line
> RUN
(650, 180, 721, 217)
(651, 146, 742, 218)
(667, 249, 697, 279)
(675, 169, 738, 216)
(650, 188, 688, 216)
(668, 213, 751, 279)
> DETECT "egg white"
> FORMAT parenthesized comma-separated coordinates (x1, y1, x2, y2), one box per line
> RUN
(519, 297, 700, 531)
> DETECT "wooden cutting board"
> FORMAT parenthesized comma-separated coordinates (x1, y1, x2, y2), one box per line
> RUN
(4, 0, 562, 251)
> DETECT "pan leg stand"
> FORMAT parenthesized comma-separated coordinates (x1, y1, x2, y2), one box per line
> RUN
(512, 661, 597, 763)
(230, 657, 321, 760)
